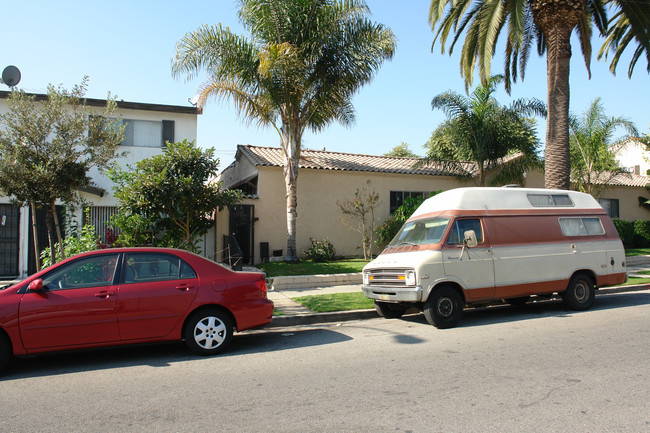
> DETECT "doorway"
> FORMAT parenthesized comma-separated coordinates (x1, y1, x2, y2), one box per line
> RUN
(228, 204, 255, 265)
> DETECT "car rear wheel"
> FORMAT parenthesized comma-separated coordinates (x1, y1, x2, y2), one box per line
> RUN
(423, 286, 463, 329)
(0, 332, 12, 374)
(562, 273, 595, 310)
(374, 301, 408, 318)
(184, 309, 234, 355)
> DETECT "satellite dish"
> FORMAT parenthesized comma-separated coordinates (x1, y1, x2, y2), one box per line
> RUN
(2, 65, 21, 88)
(190, 94, 200, 106)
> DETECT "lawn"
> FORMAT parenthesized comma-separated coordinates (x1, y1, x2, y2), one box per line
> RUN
(625, 248, 650, 256)
(258, 259, 369, 277)
(292, 292, 374, 313)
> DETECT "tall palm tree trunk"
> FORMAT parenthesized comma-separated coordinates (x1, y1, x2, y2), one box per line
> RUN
(544, 24, 573, 190)
(282, 130, 301, 262)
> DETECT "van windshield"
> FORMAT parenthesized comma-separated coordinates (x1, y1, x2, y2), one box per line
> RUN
(388, 217, 450, 247)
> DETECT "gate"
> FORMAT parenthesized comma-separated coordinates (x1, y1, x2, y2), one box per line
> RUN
(228, 204, 255, 265)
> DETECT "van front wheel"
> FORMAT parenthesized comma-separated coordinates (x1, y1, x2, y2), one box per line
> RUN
(423, 286, 463, 329)
(562, 273, 595, 310)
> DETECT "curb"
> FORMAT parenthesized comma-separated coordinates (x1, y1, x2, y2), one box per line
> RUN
(267, 283, 650, 328)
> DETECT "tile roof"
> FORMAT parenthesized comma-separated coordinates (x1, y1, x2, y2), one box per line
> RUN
(235, 145, 650, 188)
(579, 171, 650, 188)
(236, 144, 469, 176)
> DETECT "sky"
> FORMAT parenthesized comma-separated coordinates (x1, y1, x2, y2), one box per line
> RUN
(2, 0, 648, 167)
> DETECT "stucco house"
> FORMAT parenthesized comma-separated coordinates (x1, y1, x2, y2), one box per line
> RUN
(216, 145, 650, 265)
(0, 91, 201, 278)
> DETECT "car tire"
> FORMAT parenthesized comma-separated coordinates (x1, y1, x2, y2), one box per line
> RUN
(562, 273, 595, 311)
(184, 309, 234, 355)
(423, 286, 463, 329)
(374, 301, 408, 319)
(0, 332, 12, 375)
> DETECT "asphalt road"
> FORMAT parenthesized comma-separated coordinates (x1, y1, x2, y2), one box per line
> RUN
(1, 291, 649, 433)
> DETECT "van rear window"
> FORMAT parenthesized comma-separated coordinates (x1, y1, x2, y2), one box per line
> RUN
(559, 217, 605, 236)
(528, 193, 574, 207)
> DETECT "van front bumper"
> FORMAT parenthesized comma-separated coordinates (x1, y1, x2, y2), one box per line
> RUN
(362, 285, 424, 303)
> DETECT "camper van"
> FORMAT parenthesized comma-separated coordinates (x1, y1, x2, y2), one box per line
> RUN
(361, 187, 626, 328)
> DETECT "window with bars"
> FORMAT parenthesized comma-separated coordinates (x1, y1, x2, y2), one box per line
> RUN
(84, 206, 120, 242)
(389, 191, 427, 214)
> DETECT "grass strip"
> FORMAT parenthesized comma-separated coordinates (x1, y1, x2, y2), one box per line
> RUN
(258, 259, 368, 277)
(292, 292, 374, 313)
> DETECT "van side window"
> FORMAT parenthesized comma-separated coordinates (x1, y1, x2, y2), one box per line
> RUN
(448, 219, 484, 245)
(559, 217, 605, 236)
(528, 193, 574, 207)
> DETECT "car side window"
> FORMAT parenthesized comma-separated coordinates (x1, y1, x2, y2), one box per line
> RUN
(124, 253, 196, 283)
(42, 254, 119, 291)
(447, 219, 484, 245)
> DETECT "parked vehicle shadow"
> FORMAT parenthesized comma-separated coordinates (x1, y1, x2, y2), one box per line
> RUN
(0, 328, 352, 380)
(397, 291, 650, 328)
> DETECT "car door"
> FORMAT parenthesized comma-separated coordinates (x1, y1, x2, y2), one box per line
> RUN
(442, 218, 495, 301)
(19, 253, 121, 350)
(117, 252, 199, 340)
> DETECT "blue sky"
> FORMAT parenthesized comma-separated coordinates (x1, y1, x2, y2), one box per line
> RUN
(3, 1, 648, 167)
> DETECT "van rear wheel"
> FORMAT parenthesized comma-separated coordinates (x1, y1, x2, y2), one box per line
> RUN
(423, 286, 463, 329)
(562, 273, 595, 310)
(374, 301, 408, 319)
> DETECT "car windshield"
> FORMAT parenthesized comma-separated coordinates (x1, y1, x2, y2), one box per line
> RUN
(388, 217, 450, 247)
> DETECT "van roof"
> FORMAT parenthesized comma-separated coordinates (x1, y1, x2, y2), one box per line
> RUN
(411, 187, 603, 217)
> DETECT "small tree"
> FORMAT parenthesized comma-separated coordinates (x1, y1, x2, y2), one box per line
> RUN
(337, 188, 380, 260)
(108, 140, 241, 252)
(569, 98, 639, 195)
(0, 77, 124, 268)
(384, 142, 419, 158)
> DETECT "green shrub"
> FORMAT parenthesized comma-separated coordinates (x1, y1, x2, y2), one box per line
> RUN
(612, 219, 635, 247)
(40, 211, 100, 268)
(633, 220, 650, 247)
(303, 238, 336, 262)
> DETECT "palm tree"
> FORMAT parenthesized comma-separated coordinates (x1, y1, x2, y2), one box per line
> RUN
(598, 0, 650, 77)
(569, 97, 639, 194)
(423, 76, 545, 186)
(172, 0, 396, 261)
(428, 0, 650, 190)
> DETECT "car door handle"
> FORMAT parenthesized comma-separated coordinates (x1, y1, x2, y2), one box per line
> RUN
(94, 291, 115, 298)
(176, 284, 194, 291)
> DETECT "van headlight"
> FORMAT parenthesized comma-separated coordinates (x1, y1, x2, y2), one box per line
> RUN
(363, 271, 370, 286)
(405, 270, 416, 286)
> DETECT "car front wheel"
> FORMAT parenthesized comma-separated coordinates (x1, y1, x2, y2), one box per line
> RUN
(0, 333, 12, 375)
(184, 309, 234, 355)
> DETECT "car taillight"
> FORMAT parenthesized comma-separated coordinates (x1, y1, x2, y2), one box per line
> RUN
(255, 278, 268, 292)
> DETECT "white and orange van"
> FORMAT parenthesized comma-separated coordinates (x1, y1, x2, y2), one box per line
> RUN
(362, 187, 627, 328)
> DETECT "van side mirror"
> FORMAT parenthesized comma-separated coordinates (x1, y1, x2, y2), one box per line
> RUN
(463, 230, 478, 248)
(28, 279, 43, 292)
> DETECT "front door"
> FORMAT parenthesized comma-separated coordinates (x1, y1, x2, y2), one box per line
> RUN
(442, 218, 495, 301)
(19, 254, 121, 349)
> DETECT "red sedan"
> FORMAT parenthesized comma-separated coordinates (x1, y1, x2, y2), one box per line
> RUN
(0, 247, 273, 373)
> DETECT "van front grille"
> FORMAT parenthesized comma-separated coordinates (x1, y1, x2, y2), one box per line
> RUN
(366, 269, 408, 286)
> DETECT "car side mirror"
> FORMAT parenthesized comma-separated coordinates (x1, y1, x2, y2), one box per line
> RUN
(463, 230, 478, 248)
(28, 279, 43, 292)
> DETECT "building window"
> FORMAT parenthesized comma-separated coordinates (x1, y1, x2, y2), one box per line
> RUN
(121, 119, 174, 147)
(596, 198, 620, 218)
(390, 191, 427, 214)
